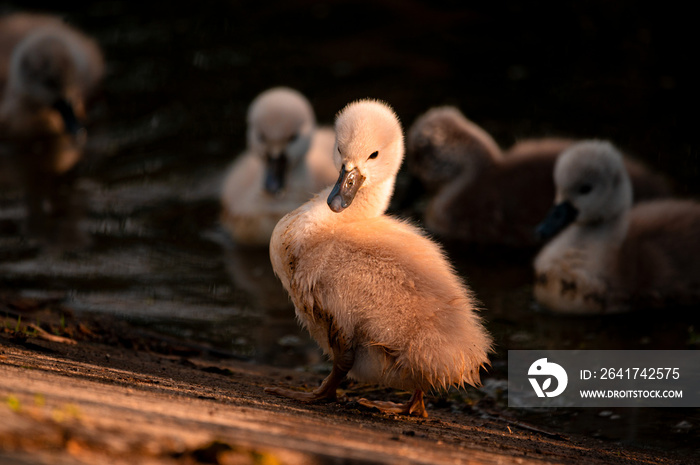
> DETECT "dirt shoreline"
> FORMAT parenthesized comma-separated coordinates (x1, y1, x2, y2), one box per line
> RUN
(0, 303, 688, 465)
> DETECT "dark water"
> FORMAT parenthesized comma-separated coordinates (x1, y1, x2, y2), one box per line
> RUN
(1, 0, 699, 458)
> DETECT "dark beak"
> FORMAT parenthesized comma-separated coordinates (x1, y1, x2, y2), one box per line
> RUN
(535, 201, 579, 241)
(264, 153, 287, 195)
(327, 165, 365, 213)
(52, 98, 82, 136)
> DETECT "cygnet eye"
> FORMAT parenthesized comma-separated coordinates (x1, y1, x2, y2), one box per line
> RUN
(368, 151, 378, 160)
(288, 133, 299, 143)
(258, 133, 267, 143)
(578, 183, 592, 195)
(337, 146, 342, 155)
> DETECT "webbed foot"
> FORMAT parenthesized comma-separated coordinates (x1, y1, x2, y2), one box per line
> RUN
(357, 390, 428, 418)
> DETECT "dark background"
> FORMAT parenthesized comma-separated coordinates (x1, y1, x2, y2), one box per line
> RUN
(2, 0, 697, 194)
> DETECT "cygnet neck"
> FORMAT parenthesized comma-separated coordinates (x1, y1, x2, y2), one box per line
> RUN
(575, 210, 630, 246)
(339, 176, 396, 221)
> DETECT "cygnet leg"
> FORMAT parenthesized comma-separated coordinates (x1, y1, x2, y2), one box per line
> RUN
(265, 330, 354, 402)
(358, 389, 428, 418)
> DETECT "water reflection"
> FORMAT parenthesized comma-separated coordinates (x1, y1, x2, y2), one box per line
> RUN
(220, 238, 320, 366)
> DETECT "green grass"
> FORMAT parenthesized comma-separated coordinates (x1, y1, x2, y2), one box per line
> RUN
(5, 395, 21, 412)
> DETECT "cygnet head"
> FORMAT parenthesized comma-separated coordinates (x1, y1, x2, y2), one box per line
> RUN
(407, 106, 501, 190)
(536, 140, 632, 240)
(247, 87, 315, 195)
(327, 99, 403, 213)
(7, 30, 83, 135)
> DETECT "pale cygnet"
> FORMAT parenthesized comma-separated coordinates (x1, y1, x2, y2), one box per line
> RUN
(405, 106, 671, 248)
(220, 87, 337, 246)
(534, 140, 700, 314)
(267, 99, 493, 417)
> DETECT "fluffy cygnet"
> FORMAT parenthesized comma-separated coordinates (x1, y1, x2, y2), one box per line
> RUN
(220, 87, 337, 246)
(0, 13, 103, 241)
(534, 140, 700, 314)
(0, 13, 103, 142)
(406, 106, 671, 247)
(267, 99, 492, 417)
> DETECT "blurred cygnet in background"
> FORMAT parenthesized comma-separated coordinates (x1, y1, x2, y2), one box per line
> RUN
(220, 87, 337, 247)
(405, 106, 671, 249)
(0, 13, 104, 247)
(534, 140, 700, 314)
(218, 88, 337, 364)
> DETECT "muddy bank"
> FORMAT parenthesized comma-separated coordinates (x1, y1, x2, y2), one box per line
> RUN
(0, 302, 694, 465)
